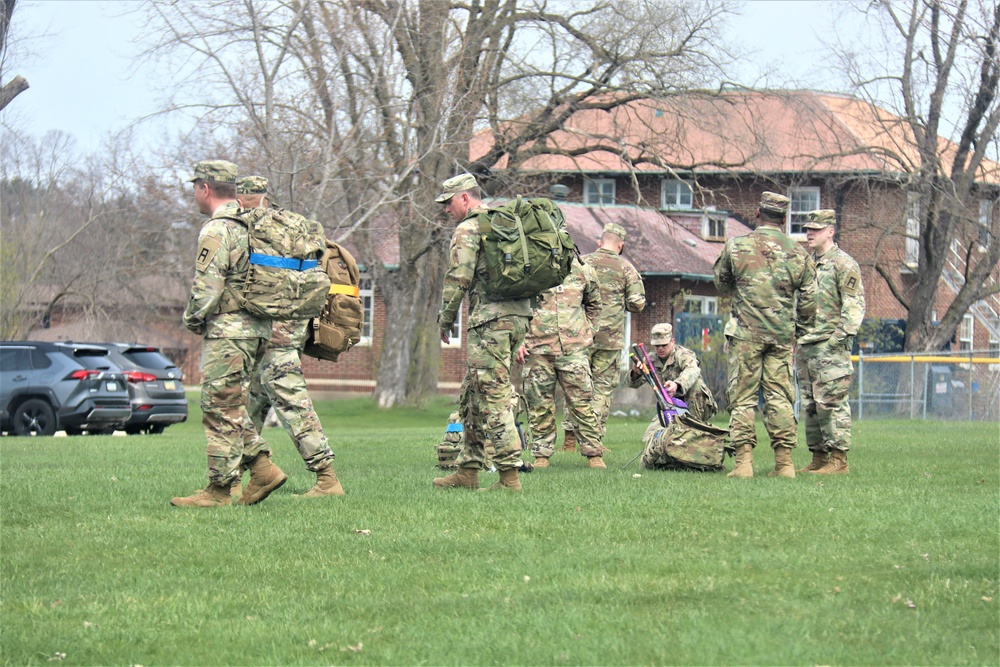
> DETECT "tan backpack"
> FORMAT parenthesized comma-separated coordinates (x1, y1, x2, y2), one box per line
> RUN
(302, 240, 364, 362)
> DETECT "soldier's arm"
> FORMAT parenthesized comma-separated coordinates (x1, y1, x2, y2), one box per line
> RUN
(713, 245, 734, 295)
(624, 263, 646, 313)
(582, 262, 602, 328)
(182, 222, 230, 334)
(795, 254, 818, 332)
(438, 224, 477, 333)
(671, 348, 702, 395)
(833, 261, 866, 345)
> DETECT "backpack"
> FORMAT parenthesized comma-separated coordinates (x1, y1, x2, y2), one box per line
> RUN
(476, 196, 577, 301)
(302, 240, 364, 362)
(641, 413, 732, 472)
(235, 206, 331, 320)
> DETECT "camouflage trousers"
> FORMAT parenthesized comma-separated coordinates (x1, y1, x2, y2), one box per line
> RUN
(564, 348, 621, 438)
(796, 340, 853, 452)
(523, 350, 603, 458)
(246, 345, 334, 471)
(726, 338, 797, 450)
(200, 336, 269, 486)
(456, 315, 529, 472)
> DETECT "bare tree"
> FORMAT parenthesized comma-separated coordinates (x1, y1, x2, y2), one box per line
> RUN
(143, 0, 736, 406)
(0, 0, 28, 111)
(835, 0, 1000, 351)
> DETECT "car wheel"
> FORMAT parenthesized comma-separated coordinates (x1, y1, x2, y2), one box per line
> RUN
(148, 425, 166, 435)
(125, 426, 142, 435)
(12, 399, 57, 436)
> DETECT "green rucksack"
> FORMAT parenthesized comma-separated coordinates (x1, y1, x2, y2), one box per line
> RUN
(476, 196, 577, 301)
(233, 206, 331, 320)
(641, 414, 732, 472)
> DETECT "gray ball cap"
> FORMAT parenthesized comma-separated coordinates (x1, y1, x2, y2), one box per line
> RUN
(435, 173, 478, 203)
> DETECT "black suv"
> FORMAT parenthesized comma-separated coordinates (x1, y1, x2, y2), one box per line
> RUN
(0, 341, 132, 436)
(96, 343, 188, 434)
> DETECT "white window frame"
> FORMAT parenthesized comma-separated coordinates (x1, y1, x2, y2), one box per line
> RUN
(787, 187, 820, 237)
(443, 306, 463, 348)
(959, 314, 974, 352)
(683, 295, 718, 315)
(989, 335, 999, 360)
(905, 192, 920, 269)
(978, 199, 993, 250)
(620, 311, 633, 368)
(701, 214, 726, 241)
(358, 277, 375, 345)
(585, 178, 615, 206)
(661, 179, 693, 209)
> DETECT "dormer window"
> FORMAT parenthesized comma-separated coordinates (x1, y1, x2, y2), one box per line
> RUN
(584, 178, 615, 206)
(661, 179, 693, 209)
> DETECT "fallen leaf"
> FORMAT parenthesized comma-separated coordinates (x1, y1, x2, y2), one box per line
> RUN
(923, 472, 932, 478)
(340, 642, 363, 653)
(83, 621, 96, 629)
(308, 640, 317, 648)
(50, 600, 62, 608)
(905, 599, 916, 609)
(523, 575, 531, 583)
(47, 653, 66, 662)
(894, 564, 904, 569)
(354, 529, 372, 536)
(922, 553, 930, 562)
(832, 587, 841, 593)
(982, 596, 993, 602)
(891, 594, 902, 603)
(632, 474, 641, 478)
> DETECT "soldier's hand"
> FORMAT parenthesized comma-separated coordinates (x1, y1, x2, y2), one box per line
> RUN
(515, 345, 528, 364)
(664, 381, 678, 397)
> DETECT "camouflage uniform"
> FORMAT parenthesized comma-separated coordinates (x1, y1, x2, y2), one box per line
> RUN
(182, 195, 271, 488)
(522, 259, 604, 459)
(439, 204, 532, 473)
(245, 319, 335, 470)
(628, 342, 717, 443)
(713, 196, 816, 455)
(566, 226, 646, 437)
(797, 215, 865, 454)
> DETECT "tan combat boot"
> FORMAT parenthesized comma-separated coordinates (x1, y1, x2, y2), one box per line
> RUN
(797, 450, 830, 474)
(727, 445, 753, 478)
(230, 478, 243, 500)
(768, 446, 796, 478)
(533, 457, 550, 468)
(171, 482, 232, 508)
(587, 456, 607, 469)
(813, 449, 849, 475)
(561, 431, 577, 452)
(237, 453, 288, 506)
(481, 467, 521, 492)
(433, 467, 480, 489)
(297, 462, 345, 498)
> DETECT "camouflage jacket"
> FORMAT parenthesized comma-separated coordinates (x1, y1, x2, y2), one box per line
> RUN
(797, 244, 865, 346)
(523, 259, 601, 355)
(713, 225, 816, 345)
(270, 319, 310, 350)
(582, 247, 646, 349)
(627, 344, 705, 398)
(438, 205, 532, 332)
(182, 201, 271, 339)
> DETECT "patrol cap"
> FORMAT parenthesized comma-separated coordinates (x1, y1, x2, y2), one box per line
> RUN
(601, 222, 627, 242)
(237, 175, 268, 195)
(803, 209, 836, 229)
(187, 160, 238, 183)
(435, 173, 478, 203)
(650, 322, 673, 345)
(759, 191, 790, 216)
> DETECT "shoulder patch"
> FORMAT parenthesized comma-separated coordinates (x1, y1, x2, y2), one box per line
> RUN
(843, 270, 861, 296)
(195, 238, 222, 272)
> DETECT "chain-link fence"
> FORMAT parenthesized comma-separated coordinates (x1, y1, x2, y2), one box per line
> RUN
(849, 350, 1000, 422)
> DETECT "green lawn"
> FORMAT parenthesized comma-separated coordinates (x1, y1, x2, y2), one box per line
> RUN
(2, 397, 998, 666)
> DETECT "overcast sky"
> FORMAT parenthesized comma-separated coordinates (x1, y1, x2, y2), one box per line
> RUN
(2, 0, 855, 153)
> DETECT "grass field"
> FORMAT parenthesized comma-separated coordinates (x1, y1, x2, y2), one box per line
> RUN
(2, 396, 998, 666)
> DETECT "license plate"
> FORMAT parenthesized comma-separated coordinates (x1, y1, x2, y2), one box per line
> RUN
(164, 380, 176, 391)
(106, 381, 118, 392)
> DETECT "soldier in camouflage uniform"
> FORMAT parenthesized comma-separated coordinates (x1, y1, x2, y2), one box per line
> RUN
(237, 176, 344, 498)
(628, 322, 717, 443)
(796, 209, 865, 475)
(713, 192, 816, 479)
(516, 258, 606, 468)
(171, 161, 287, 508)
(564, 222, 646, 450)
(433, 174, 531, 492)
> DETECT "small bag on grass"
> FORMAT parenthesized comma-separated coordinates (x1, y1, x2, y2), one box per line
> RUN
(641, 413, 731, 472)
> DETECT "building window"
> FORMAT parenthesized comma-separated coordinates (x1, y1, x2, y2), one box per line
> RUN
(443, 307, 463, 348)
(585, 178, 615, 206)
(787, 187, 820, 236)
(701, 214, 726, 241)
(959, 314, 974, 352)
(989, 336, 999, 359)
(359, 277, 374, 344)
(683, 295, 718, 314)
(979, 199, 994, 249)
(905, 192, 920, 269)
(661, 179, 692, 209)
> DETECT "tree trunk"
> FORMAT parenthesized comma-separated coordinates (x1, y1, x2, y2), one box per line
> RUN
(0, 75, 28, 111)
